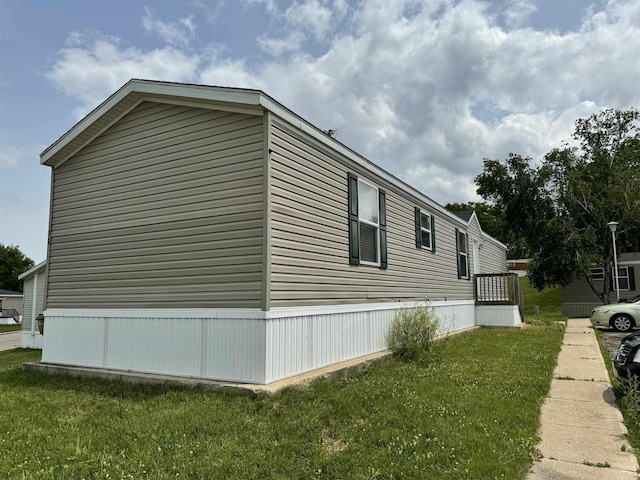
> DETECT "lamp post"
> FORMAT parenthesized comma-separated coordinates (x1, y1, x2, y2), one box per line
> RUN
(607, 221, 620, 303)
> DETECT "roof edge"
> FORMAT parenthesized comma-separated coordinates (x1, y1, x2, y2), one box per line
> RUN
(18, 260, 47, 280)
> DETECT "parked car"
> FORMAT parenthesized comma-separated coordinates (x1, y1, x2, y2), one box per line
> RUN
(614, 330, 640, 386)
(591, 298, 640, 332)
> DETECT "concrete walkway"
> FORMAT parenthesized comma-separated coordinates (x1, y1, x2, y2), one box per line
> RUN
(528, 318, 639, 479)
(0, 331, 20, 351)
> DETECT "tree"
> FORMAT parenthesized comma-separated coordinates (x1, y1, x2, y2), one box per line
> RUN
(0, 244, 34, 293)
(474, 153, 554, 258)
(475, 108, 640, 304)
(533, 108, 640, 302)
(445, 201, 505, 243)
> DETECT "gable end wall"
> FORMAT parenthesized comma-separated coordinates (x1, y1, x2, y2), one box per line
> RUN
(46, 101, 264, 309)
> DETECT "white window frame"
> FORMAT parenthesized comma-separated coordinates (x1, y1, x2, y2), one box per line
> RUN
(358, 178, 380, 267)
(589, 268, 604, 280)
(617, 266, 630, 290)
(458, 230, 469, 279)
(420, 212, 432, 251)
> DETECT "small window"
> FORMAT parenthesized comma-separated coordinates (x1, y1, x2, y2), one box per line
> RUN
(456, 229, 469, 279)
(414, 207, 436, 252)
(347, 173, 387, 269)
(616, 267, 630, 290)
(589, 268, 604, 280)
(358, 180, 379, 265)
(420, 213, 431, 250)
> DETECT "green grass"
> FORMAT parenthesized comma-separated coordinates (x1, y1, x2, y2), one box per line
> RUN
(0, 325, 20, 333)
(0, 326, 563, 480)
(519, 276, 565, 325)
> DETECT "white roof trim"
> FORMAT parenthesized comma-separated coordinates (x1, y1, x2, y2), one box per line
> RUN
(18, 260, 47, 280)
(41, 79, 506, 250)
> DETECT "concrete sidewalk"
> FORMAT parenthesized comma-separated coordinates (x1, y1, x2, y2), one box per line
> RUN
(528, 318, 639, 479)
(0, 331, 20, 351)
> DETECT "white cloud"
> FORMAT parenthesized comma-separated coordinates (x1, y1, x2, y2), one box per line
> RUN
(0, 144, 25, 170)
(285, 0, 334, 40)
(142, 7, 196, 47)
(46, 33, 200, 119)
(44, 0, 640, 206)
(258, 32, 305, 56)
(502, 0, 537, 29)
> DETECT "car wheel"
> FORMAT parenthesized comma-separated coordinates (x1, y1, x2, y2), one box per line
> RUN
(612, 314, 635, 332)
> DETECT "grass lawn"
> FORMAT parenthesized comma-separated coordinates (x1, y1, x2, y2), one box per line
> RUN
(0, 325, 563, 480)
(519, 276, 565, 325)
(0, 325, 20, 333)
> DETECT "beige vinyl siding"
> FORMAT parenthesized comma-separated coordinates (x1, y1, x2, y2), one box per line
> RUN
(269, 120, 480, 307)
(480, 236, 508, 274)
(22, 279, 34, 331)
(47, 101, 264, 308)
(21, 272, 46, 332)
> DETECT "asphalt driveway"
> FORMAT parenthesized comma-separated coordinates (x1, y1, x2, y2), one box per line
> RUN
(600, 326, 637, 360)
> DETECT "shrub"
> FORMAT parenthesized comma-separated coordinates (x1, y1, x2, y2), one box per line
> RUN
(386, 303, 440, 361)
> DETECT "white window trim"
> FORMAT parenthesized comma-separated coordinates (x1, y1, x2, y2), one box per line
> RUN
(458, 231, 469, 279)
(358, 178, 380, 267)
(589, 268, 604, 280)
(617, 266, 630, 291)
(420, 212, 432, 251)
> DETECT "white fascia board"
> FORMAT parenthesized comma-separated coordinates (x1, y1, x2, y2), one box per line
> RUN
(131, 80, 262, 106)
(18, 260, 47, 281)
(40, 81, 136, 165)
(43, 301, 475, 321)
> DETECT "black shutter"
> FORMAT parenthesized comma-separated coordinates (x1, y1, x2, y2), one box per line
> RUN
(379, 190, 387, 270)
(348, 173, 360, 265)
(415, 207, 421, 248)
(630, 267, 636, 291)
(430, 215, 436, 253)
(455, 227, 461, 279)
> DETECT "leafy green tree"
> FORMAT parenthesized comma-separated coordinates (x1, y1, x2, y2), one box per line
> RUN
(0, 244, 34, 293)
(445, 201, 505, 244)
(532, 108, 640, 302)
(474, 154, 554, 259)
(475, 108, 640, 303)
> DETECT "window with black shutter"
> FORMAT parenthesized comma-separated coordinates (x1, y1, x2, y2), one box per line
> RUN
(347, 173, 387, 269)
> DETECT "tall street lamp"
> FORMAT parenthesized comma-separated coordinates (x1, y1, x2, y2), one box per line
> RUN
(607, 221, 620, 303)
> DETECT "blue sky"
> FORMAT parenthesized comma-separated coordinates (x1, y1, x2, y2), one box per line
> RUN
(1, 0, 639, 263)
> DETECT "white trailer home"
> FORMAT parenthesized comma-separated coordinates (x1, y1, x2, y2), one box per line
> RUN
(36, 80, 517, 385)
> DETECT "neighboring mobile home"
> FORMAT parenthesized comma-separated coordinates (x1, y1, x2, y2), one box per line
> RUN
(562, 252, 639, 318)
(38, 79, 512, 384)
(0, 289, 23, 324)
(18, 261, 46, 348)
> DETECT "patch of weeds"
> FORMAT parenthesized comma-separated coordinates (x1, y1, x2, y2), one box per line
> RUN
(583, 460, 611, 468)
(386, 302, 440, 361)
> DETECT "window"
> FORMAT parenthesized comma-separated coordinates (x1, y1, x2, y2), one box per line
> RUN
(358, 180, 379, 264)
(414, 208, 436, 252)
(616, 267, 630, 290)
(455, 228, 469, 279)
(347, 173, 387, 269)
(589, 268, 604, 280)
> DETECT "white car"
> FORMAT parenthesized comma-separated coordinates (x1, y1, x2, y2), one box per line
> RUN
(591, 296, 640, 332)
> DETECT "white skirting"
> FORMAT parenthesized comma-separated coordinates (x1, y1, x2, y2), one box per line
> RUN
(42, 300, 476, 384)
(21, 331, 44, 349)
(475, 305, 522, 327)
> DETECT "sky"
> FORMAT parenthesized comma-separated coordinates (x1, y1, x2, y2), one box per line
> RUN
(0, 0, 639, 263)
